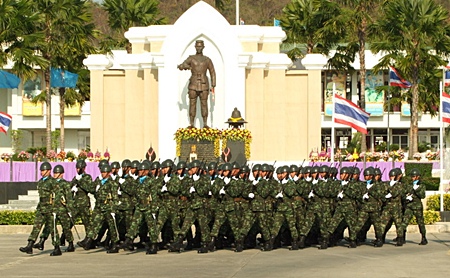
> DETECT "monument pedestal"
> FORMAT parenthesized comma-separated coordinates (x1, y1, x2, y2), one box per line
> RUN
(179, 139, 217, 162)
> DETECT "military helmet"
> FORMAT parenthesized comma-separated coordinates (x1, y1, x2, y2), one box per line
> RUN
(161, 159, 174, 169)
(150, 161, 160, 170)
(394, 168, 403, 176)
(217, 164, 224, 171)
(53, 165, 64, 173)
(252, 164, 261, 172)
(409, 168, 421, 177)
(76, 160, 86, 169)
(40, 162, 52, 171)
(302, 166, 312, 174)
(190, 160, 200, 168)
(352, 167, 361, 175)
(131, 160, 140, 169)
(276, 167, 283, 174)
(340, 167, 349, 174)
(289, 165, 299, 173)
(222, 163, 232, 171)
(329, 167, 338, 175)
(207, 162, 217, 171)
(363, 167, 375, 176)
(100, 164, 111, 173)
(139, 161, 150, 170)
(111, 161, 120, 169)
(269, 165, 274, 172)
(121, 159, 132, 168)
(241, 165, 250, 173)
(374, 168, 382, 176)
(311, 166, 320, 174)
(98, 159, 109, 169)
(281, 165, 289, 173)
(176, 161, 187, 170)
(261, 164, 270, 172)
(389, 169, 397, 177)
(319, 165, 329, 173)
(232, 161, 240, 169)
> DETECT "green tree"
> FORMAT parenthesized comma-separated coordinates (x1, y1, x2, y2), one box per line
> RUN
(102, 0, 166, 52)
(370, 0, 450, 157)
(280, 0, 343, 59)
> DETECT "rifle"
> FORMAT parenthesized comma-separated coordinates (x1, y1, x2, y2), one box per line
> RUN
(68, 212, 81, 240)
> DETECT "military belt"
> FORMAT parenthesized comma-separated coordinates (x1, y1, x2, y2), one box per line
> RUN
(179, 196, 188, 201)
(293, 196, 305, 202)
(162, 195, 177, 200)
(140, 199, 151, 205)
(234, 197, 244, 202)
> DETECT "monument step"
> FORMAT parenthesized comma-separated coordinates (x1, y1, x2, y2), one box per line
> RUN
(0, 204, 37, 211)
(26, 190, 39, 196)
(8, 199, 38, 205)
(18, 195, 39, 201)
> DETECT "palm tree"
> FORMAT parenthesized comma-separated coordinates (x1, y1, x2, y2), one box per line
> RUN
(370, 0, 450, 157)
(280, 0, 343, 60)
(331, 0, 383, 152)
(102, 0, 166, 53)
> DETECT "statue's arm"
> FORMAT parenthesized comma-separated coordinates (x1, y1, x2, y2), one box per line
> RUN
(178, 56, 191, 70)
(208, 59, 216, 87)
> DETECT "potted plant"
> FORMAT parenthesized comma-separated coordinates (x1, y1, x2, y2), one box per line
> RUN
(33, 150, 45, 162)
(66, 151, 76, 162)
(17, 151, 30, 162)
(1, 153, 11, 162)
(46, 150, 57, 162)
(78, 149, 88, 161)
(413, 153, 422, 161)
(57, 151, 66, 161)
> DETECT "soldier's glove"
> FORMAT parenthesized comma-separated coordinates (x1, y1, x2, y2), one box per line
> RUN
(179, 175, 185, 181)
(117, 189, 122, 195)
(366, 183, 373, 189)
(305, 177, 312, 182)
(110, 212, 116, 218)
(275, 192, 283, 199)
(337, 192, 344, 199)
(189, 186, 196, 193)
(293, 176, 299, 182)
(133, 174, 139, 180)
(164, 175, 171, 183)
(208, 191, 212, 196)
(75, 174, 82, 181)
(219, 187, 226, 195)
(152, 213, 156, 220)
(248, 193, 255, 199)
(281, 179, 288, 184)
(341, 181, 349, 186)
(111, 174, 117, 180)
(252, 180, 259, 185)
(95, 184, 100, 192)
(224, 177, 231, 185)
(308, 190, 315, 198)
(413, 184, 419, 190)
(385, 193, 392, 199)
(390, 180, 397, 186)
(68, 212, 72, 218)
(210, 180, 214, 185)
(312, 179, 318, 185)
(232, 177, 239, 181)
(161, 185, 168, 193)
(193, 174, 200, 181)
(119, 178, 126, 184)
(363, 193, 369, 200)
(406, 195, 413, 201)
(71, 186, 78, 193)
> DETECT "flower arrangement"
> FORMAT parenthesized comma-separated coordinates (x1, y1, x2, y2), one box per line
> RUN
(104, 148, 110, 161)
(46, 150, 57, 161)
(221, 128, 252, 159)
(87, 150, 94, 161)
(57, 151, 66, 161)
(174, 128, 222, 157)
(359, 152, 366, 160)
(413, 153, 422, 161)
(389, 150, 405, 161)
(1, 153, 11, 162)
(78, 149, 88, 160)
(33, 150, 45, 161)
(426, 151, 438, 160)
(18, 151, 30, 162)
(309, 149, 319, 162)
(66, 151, 76, 161)
(381, 151, 389, 161)
(372, 152, 380, 161)
(94, 150, 101, 161)
(346, 153, 354, 161)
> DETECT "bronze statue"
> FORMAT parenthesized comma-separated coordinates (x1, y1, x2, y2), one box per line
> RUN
(178, 40, 216, 128)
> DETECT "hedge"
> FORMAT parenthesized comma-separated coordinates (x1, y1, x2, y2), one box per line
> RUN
(421, 177, 441, 191)
(409, 211, 441, 225)
(426, 194, 450, 211)
(404, 162, 432, 178)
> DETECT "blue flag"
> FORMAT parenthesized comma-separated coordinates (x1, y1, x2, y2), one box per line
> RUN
(50, 67, 79, 88)
(0, 70, 20, 89)
(274, 19, 281, 27)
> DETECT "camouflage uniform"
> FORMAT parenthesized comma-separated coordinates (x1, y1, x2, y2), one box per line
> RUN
(70, 172, 93, 236)
(157, 173, 181, 241)
(116, 174, 136, 241)
(401, 174, 427, 245)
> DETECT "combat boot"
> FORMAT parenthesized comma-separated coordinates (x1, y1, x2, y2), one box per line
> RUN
(198, 242, 209, 254)
(107, 242, 119, 254)
(298, 235, 306, 249)
(33, 238, 46, 250)
(19, 240, 35, 254)
(121, 237, 134, 251)
(419, 235, 428, 245)
(50, 246, 62, 256)
(318, 239, 328, 250)
(348, 240, 357, 248)
(290, 238, 299, 250)
(83, 238, 93, 250)
(146, 243, 158, 255)
(373, 238, 383, 247)
(60, 233, 66, 246)
(168, 235, 183, 253)
(395, 237, 404, 247)
(234, 238, 244, 253)
(208, 236, 216, 252)
(77, 237, 87, 248)
(66, 242, 75, 252)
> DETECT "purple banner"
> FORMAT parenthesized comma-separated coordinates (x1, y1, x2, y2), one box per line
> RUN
(0, 162, 101, 182)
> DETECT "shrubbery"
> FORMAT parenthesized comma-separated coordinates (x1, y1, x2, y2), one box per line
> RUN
(426, 194, 450, 211)
(409, 211, 441, 225)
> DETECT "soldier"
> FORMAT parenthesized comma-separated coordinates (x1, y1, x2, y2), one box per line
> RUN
(295, 166, 312, 249)
(116, 159, 136, 245)
(122, 162, 160, 254)
(354, 167, 385, 247)
(401, 168, 427, 245)
(83, 164, 120, 253)
(110, 161, 121, 180)
(327, 167, 359, 248)
(257, 164, 277, 251)
(209, 163, 229, 251)
(20, 162, 61, 256)
(380, 168, 405, 246)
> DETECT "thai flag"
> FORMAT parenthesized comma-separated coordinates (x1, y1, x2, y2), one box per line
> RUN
(389, 66, 412, 88)
(445, 69, 450, 87)
(334, 94, 370, 134)
(442, 92, 450, 123)
(0, 112, 12, 134)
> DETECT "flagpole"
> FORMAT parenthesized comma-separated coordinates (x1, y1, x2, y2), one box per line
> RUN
(440, 75, 444, 212)
(331, 83, 336, 163)
(236, 0, 240, 25)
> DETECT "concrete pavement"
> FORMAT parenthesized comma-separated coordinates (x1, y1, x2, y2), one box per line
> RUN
(0, 232, 449, 278)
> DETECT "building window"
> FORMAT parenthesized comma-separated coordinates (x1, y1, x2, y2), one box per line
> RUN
(77, 131, 90, 151)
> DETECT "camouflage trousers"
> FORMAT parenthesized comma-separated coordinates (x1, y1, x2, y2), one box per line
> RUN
(355, 210, 383, 238)
(28, 210, 59, 246)
(402, 206, 426, 235)
(87, 208, 119, 243)
(300, 207, 331, 238)
(327, 204, 357, 241)
(180, 207, 211, 242)
(126, 209, 159, 243)
(71, 205, 92, 236)
(39, 210, 74, 243)
(210, 205, 226, 238)
(271, 210, 299, 241)
(117, 209, 134, 241)
(157, 206, 181, 239)
(245, 211, 271, 241)
(380, 204, 404, 237)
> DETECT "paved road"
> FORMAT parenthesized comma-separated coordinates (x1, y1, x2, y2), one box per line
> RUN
(1, 233, 449, 278)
